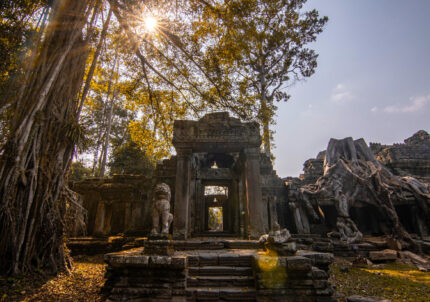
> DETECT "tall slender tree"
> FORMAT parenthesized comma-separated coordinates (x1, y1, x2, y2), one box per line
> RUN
(192, 0, 328, 154)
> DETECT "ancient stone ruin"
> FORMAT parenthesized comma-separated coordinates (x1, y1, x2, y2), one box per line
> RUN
(283, 130, 430, 251)
(69, 114, 430, 301)
(72, 112, 286, 240)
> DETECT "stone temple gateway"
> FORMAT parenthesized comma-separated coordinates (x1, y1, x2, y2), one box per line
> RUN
(172, 112, 269, 239)
(73, 112, 286, 239)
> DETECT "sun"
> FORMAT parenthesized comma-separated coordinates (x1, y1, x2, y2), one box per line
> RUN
(144, 16, 158, 32)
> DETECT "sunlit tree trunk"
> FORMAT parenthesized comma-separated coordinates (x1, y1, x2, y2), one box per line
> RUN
(99, 53, 119, 177)
(77, 7, 112, 117)
(99, 90, 117, 177)
(0, 0, 92, 274)
(91, 127, 104, 175)
(259, 63, 272, 156)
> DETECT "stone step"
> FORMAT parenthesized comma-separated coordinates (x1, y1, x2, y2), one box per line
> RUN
(169, 239, 260, 251)
(187, 275, 255, 287)
(188, 266, 253, 276)
(186, 287, 256, 301)
(187, 253, 254, 267)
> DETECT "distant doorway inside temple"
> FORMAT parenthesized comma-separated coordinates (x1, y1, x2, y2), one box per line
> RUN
(203, 185, 230, 234)
(208, 207, 223, 231)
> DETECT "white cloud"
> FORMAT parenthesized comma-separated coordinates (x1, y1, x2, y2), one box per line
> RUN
(370, 106, 378, 113)
(335, 83, 345, 90)
(383, 95, 430, 113)
(331, 83, 355, 104)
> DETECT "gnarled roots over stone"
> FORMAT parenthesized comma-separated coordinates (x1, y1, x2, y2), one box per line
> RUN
(299, 137, 430, 246)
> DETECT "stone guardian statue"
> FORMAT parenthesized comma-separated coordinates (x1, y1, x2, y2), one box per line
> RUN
(151, 183, 173, 236)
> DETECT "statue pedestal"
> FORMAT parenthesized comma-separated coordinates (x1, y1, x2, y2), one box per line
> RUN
(266, 241, 297, 256)
(143, 237, 174, 256)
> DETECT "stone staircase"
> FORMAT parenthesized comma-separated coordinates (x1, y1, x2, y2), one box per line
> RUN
(185, 252, 257, 301)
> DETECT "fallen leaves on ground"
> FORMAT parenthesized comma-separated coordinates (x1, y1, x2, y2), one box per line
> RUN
(330, 259, 430, 302)
(0, 255, 106, 302)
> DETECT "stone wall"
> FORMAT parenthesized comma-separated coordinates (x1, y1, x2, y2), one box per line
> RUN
(371, 130, 430, 183)
(71, 175, 153, 236)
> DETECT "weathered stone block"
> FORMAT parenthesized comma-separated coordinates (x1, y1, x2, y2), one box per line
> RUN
(347, 295, 390, 302)
(369, 249, 397, 262)
(218, 254, 239, 266)
(313, 280, 329, 289)
(315, 287, 335, 296)
(149, 255, 172, 267)
(286, 256, 312, 272)
(187, 255, 199, 266)
(171, 256, 187, 269)
(311, 267, 329, 280)
(199, 253, 218, 266)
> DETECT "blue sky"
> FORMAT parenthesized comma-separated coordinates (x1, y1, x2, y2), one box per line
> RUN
(273, 0, 430, 177)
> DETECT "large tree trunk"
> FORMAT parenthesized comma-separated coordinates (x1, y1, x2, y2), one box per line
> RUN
(0, 0, 92, 274)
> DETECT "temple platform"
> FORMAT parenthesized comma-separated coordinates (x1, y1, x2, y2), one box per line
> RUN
(102, 238, 337, 302)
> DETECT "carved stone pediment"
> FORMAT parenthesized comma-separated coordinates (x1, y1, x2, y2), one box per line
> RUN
(173, 112, 261, 152)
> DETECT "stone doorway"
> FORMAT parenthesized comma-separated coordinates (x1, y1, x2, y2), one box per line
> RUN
(202, 184, 231, 235)
(172, 112, 268, 239)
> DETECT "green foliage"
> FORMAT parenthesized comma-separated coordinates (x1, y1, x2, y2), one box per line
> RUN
(69, 162, 92, 182)
(108, 141, 154, 176)
(0, 1, 48, 144)
(0, 1, 48, 98)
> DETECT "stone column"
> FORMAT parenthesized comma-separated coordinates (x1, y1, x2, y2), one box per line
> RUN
(244, 148, 267, 238)
(93, 201, 105, 236)
(124, 202, 132, 233)
(290, 202, 310, 234)
(173, 148, 192, 239)
(268, 196, 278, 230)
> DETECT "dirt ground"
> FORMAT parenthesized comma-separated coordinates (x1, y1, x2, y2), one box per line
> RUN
(1, 255, 430, 301)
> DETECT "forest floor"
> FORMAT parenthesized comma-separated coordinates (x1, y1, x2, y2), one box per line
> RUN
(1, 255, 430, 301)
(0, 255, 106, 301)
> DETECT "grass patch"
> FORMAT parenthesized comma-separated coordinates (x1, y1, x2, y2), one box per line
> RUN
(330, 260, 430, 302)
